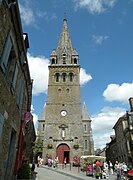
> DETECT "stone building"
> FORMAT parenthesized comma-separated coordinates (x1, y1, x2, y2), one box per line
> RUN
(106, 135, 118, 165)
(38, 17, 94, 163)
(106, 98, 133, 166)
(0, 0, 35, 178)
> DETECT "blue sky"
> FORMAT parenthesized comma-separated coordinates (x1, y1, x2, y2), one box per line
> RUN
(19, 0, 133, 150)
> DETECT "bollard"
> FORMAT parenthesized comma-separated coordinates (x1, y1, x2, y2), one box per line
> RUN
(70, 162, 71, 171)
(78, 163, 80, 173)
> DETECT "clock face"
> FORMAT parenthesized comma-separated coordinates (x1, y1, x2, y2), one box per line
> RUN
(61, 110, 67, 116)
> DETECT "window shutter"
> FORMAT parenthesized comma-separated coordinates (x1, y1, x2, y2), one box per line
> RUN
(17, 80, 23, 108)
(12, 62, 19, 89)
(0, 114, 4, 138)
(0, 32, 13, 73)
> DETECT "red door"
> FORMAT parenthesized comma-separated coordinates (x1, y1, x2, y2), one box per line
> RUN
(56, 144, 70, 163)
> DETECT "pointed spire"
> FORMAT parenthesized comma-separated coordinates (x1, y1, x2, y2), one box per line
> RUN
(57, 16, 72, 50)
(56, 16, 73, 64)
(39, 103, 46, 120)
(82, 102, 91, 121)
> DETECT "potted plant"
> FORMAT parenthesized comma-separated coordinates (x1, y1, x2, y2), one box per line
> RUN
(17, 162, 31, 179)
(47, 144, 53, 149)
(73, 144, 79, 149)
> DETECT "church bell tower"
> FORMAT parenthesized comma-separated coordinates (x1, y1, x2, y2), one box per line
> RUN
(38, 17, 94, 163)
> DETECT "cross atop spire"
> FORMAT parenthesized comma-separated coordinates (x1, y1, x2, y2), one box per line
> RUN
(64, 12, 67, 21)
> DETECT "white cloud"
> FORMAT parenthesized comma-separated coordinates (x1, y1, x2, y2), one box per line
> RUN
(73, 0, 117, 14)
(27, 53, 49, 96)
(92, 35, 109, 44)
(19, 1, 57, 26)
(30, 105, 38, 128)
(32, 113, 38, 128)
(19, 2, 35, 26)
(80, 68, 92, 85)
(28, 53, 91, 95)
(92, 106, 126, 149)
(103, 82, 133, 104)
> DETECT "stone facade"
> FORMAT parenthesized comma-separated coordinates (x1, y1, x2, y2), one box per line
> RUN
(38, 18, 94, 163)
(106, 98, 133, 166)
(0, 0, 35, 178)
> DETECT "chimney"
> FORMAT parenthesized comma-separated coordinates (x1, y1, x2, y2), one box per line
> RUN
(129, 97, 133, 112)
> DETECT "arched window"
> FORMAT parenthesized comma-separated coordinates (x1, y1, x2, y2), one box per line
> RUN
(66, 88, 69, 93)
(62, 73, 67, 82)
(84, 124, 87, 132)
(55, 73, 60, 82)
(51, 58, 55, 64)
(74, 58, 77, 64)
(69, 73, 74, 82)
(58, 88, 61, 93)
(63, 54, 66, 64)
(43, 124, 45, 131)
(84, 140, 88, 150)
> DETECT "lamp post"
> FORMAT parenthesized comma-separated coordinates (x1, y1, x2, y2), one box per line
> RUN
(126, 111, 133, 165)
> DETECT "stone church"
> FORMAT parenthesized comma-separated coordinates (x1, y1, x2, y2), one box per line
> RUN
(38, 17, 94, 163)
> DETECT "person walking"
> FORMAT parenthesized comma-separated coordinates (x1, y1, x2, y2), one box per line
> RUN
(122, 162, 128, 179)
(64, 157, 67, 168)
(109, 160, 113, 175)
(31, 162, 35, 176)
(116, 161, 122, 180)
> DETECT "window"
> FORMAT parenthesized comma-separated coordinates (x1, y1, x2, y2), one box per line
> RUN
(55, 73, 60, 82)
(84, 140, 88, 150)
(84, 124, 87, 132)
(43, 124, 45, 131)
(66, 88, 69, 93)
(5, 49, 16, 84)
(0, 31, 13, 74)
(62, 73, 67, 82)
(58, 88, 61, 93)
(17, 80, 23, 108)
(63, 54, 66, 64)
(69, 73, 74, 82)
(74, 58, 77, 64)
(0, 114, 4, 138)
(51, 58, 55, 64)
(12, 62, 19, 89)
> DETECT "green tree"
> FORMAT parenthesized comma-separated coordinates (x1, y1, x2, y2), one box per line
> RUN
(32, 137, 43, 157)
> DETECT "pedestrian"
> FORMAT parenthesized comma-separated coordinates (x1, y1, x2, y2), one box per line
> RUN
(31, 162, 35, 176)
(116, 161, 122, 180)
(109, 160, 113, 175)
(37, 156, 40, 167)
(64, 157, 67, 167)
(48, 157, 52, 167)
(122, 162, 128, 178)
(40, 158, 43, 167)
(103, 161, 109, 178)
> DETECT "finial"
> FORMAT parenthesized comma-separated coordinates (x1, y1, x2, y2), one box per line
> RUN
(63, 12, 67, 21)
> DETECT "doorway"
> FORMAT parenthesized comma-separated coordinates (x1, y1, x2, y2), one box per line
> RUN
(56, 143, 70, 163)
(64, 151, 69, 163)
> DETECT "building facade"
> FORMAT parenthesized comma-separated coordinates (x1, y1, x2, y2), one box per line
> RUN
(38, 17, 94, 164)
(0, 0, 35, 178)
(106, 98, 133, 166)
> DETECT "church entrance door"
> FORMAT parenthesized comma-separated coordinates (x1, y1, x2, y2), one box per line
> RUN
(56, 144, 70, 163)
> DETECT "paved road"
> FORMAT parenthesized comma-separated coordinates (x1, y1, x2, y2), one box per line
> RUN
(32, 164, 117, 180)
